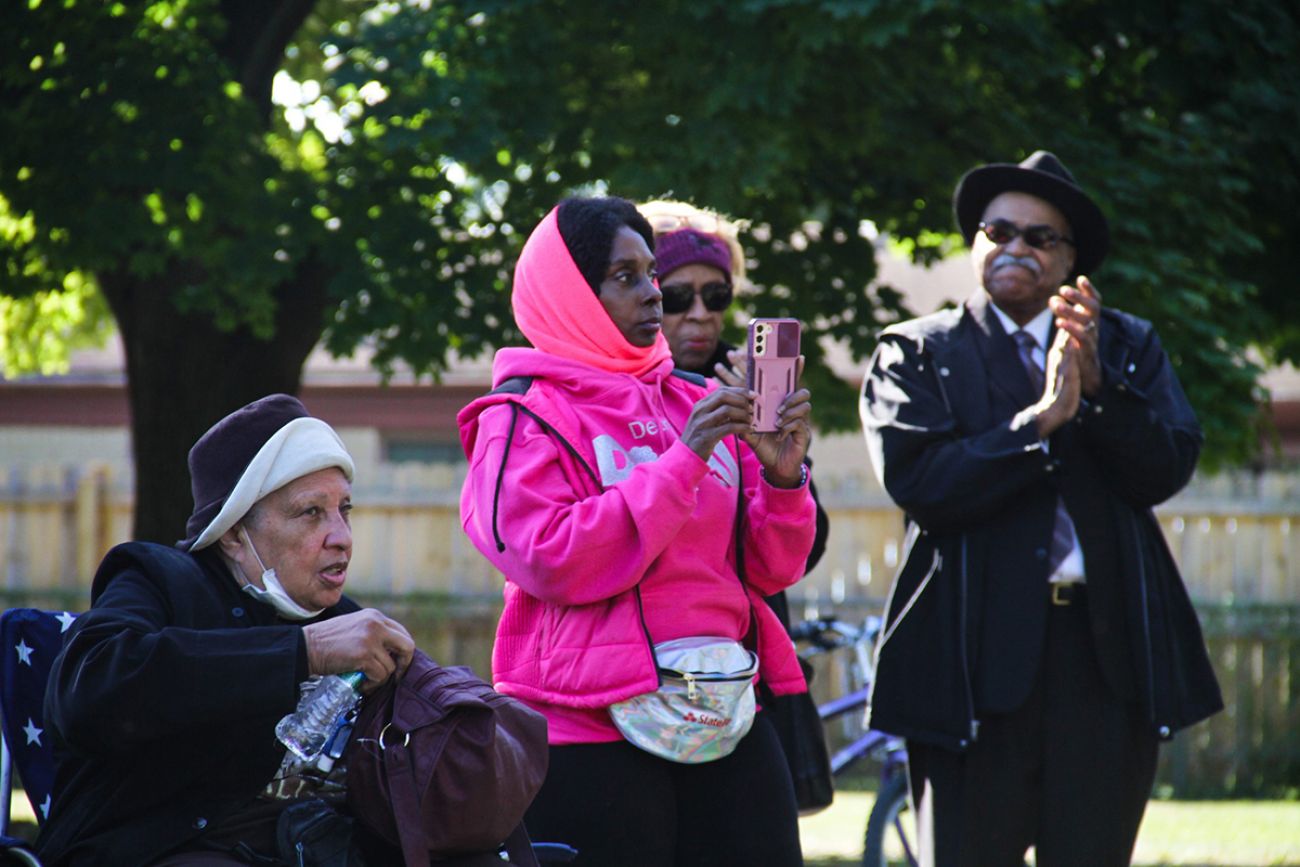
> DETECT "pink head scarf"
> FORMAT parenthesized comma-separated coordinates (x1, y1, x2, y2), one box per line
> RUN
(512, 206, 672, 378)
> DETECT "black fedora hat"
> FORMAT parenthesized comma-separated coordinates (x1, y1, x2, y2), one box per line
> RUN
(953, 150, 1109, 277)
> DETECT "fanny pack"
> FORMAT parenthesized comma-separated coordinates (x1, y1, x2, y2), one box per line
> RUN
(608, 636, 759, 764)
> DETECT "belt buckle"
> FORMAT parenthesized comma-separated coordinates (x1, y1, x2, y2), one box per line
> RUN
(1051, 583, 1072, 606)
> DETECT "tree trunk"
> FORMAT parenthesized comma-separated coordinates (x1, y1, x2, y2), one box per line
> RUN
(100, 260, 331, 544)
(94, 0, 328, 544)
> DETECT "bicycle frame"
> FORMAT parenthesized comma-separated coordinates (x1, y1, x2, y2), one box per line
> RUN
(794, 615, 916, 867)
(798, 619, 908, 777)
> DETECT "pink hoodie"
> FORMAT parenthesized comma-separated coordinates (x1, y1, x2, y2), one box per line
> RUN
(457, 203, 814, 743)
(458, 350, 815, 742)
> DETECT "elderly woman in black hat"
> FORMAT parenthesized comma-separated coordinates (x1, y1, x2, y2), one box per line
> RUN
(38, 395, 414, 866)
(860, 151, 1221, 866)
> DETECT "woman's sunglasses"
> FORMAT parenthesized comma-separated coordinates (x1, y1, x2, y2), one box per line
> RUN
(978, 218, 1075, 250)
(661, 280, 733, 314)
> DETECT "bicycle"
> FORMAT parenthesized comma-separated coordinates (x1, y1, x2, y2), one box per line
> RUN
(790, 615, 916, 867)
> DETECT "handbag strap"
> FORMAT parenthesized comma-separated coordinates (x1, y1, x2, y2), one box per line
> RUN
(645, 435, 761, 672)
(733, 435, 760, 654)
(503, 823, 541, 867)
(506, 403, 760, 670)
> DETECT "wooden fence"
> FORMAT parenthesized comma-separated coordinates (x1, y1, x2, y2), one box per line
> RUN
(2, 462, 1298, 796)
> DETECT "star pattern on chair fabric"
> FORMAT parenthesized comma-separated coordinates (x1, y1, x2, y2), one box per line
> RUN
(23, 717, 43, 746)
(3, 608, 73, 831)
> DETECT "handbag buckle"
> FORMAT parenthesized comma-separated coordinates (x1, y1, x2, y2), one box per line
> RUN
(378, 722, 410, 751)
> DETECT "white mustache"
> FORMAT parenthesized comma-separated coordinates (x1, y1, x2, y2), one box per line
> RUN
(992, 253, 1041, 275)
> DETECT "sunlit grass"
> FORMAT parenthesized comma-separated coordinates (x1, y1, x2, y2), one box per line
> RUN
(801, 791, 1300, 866)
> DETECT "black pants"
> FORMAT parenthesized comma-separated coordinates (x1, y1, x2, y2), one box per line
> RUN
(523, 711, 802, 867)
(906, 590, 1159, 867)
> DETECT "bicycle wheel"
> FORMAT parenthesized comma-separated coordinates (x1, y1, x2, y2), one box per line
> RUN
(862, 770, 915, 867)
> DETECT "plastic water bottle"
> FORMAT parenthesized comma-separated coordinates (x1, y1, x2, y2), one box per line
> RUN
(275, 671, 365, 761)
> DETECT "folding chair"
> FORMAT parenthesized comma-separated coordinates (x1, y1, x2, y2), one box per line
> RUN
(1, 607, 76, 866)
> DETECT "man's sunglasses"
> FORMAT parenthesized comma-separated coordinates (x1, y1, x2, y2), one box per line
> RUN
(978, 218, 1075, 251)
(661, 281, 733, 314)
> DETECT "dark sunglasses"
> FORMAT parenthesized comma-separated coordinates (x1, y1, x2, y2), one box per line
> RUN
(660, 280, 733, 314)
(979, 218, 1075, 250)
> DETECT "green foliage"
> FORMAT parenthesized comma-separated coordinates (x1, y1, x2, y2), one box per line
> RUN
(309, 0, 1286, 462)
(1, 0, 1294, 468)
(0, 0, 335, 337)
(0, 271, 111, 378)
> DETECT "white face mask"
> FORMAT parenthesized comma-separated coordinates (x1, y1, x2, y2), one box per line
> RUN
(236, 528, 325, 621)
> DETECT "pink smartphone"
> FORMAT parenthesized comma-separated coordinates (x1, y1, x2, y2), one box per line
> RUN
(746, 318, 801, 432)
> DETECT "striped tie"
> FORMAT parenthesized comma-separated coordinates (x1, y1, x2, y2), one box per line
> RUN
(1012, 330, 1076, 575)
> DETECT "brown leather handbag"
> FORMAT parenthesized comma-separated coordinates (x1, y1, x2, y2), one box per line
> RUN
(345, 650, 549, 866)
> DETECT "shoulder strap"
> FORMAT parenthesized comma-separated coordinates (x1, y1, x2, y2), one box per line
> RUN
(513, 405, 599, 486)
(484, 376, 599, 487)
(490, 376, 535, 396)
(732, 437, 760, 655)
(670, 368, 708, 387)
(503, 824, 541, 867)
(488, 399, 601, 554)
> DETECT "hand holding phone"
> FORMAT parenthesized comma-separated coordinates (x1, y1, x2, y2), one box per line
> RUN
(746, 318, 801, 432)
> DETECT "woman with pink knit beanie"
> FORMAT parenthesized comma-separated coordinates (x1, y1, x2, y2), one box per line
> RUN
(458, 196, 817, 865)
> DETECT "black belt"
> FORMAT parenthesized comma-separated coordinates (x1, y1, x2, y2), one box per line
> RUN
(1050, 582, 1086, 606)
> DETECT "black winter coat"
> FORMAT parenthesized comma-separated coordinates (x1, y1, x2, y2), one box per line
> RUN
(859, 292, 1222, 750)
(35, 542, 359, 866)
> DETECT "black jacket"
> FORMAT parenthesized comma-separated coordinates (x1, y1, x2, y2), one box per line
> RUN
(859, 292, 1222, 750)
(36, 542, 359, 866)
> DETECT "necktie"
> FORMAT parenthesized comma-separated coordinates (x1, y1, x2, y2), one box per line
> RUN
(1011, 330, 1076, 576)
(1012, 330, 1045, 394)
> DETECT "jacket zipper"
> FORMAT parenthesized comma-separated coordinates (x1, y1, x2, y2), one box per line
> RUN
(926, 340, 979, 745)
(1131, 510, 1160, 732)
(959, 534, 979, 745)
(875, 528, 939, 649)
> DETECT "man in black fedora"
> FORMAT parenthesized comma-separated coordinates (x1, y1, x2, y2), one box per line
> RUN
(859, 151, 1222, 865)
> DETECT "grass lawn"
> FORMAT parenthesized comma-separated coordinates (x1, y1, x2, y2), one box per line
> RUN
(800, 791, 1300, 866)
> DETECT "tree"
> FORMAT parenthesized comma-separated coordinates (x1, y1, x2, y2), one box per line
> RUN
(3, 0, 347, 543)
(2, 0, 1295, 543)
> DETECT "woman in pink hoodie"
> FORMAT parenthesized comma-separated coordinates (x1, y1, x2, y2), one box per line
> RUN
(459, 196, 816, 866)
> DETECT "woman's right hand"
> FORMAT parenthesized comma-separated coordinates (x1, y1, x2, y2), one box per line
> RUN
(681, 386, 754, 462)
(303, 609, 415, 692)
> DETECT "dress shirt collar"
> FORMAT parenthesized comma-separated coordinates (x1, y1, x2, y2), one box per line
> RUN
(990, 302, 1053, 352)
